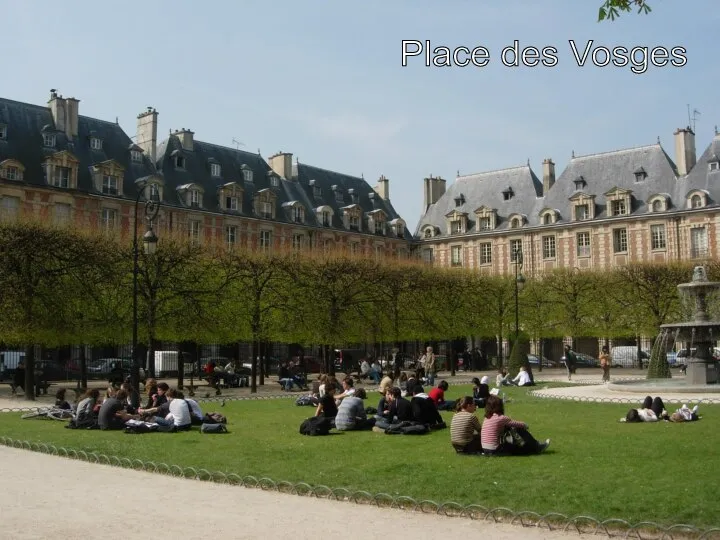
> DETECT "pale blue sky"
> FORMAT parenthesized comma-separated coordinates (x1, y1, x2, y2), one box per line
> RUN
(1, 0, 717, 231)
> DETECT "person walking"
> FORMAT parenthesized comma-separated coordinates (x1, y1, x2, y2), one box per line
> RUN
(420, 346, 436, 386)
(564, 344, 577, 382)
(599, 345, 611, 383)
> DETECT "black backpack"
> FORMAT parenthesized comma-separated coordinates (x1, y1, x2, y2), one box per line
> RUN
(299, 416, 332, 436)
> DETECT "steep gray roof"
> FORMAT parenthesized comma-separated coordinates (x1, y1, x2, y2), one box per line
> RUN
(547, 144, 679, 219)
(0, 97, 157, 195)
(415, 165, 543, 236)
(681, 134, 720, 204)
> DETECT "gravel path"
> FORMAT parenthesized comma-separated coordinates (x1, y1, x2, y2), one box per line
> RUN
(0, 446, 590, 540)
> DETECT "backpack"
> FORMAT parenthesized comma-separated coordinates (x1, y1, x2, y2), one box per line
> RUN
(299, 416, 332, 436)
(201, 423, 229, 433)
(295, 395, 316, 406)
(202, 412, 227, 424)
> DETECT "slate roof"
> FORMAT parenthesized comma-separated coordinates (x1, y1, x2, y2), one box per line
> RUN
(293, 162, 411, 239)
(414, 165, 543, 236)
(414, 138, 720, 239)
(0, 97, 157, 195)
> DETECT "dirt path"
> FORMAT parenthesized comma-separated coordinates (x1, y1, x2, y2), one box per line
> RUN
(0, 446, 590, 540)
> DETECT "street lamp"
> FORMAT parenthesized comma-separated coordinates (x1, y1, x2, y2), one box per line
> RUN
(513, 246, 526, 357)
(131, 180, 160, 403)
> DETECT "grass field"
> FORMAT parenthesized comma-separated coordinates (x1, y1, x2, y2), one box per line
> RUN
(0, 384, 716, 528)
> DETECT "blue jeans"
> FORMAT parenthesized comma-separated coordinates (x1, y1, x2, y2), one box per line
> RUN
(153, 416, 173, 426)
(427, 371, 435, 386)
(370, 371, 381, 384)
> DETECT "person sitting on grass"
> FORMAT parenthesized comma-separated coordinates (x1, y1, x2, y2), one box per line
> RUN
(376, 387, 393, 422)
(410, 385, 444, 427)
(428, 380, 455, 411)
(184, 394, 205, 425)
(54, 388, 73, 411)
(335, 388, 375, 431)
(97, 389, 136, 430)
(374, 386, 415, 431)
(496, 368, 513, 387)
(472, 376, 491, 407)
(480, 395, 550, 455)
(511, 366, 534, 387)
(450, 396, 483, 454)
(74, 388, 100, 428)
(315, 382, 338, 420)
(378, 368, 396, 396)
(139, 388, 192, 431)
(334, 377, 357, 404)
(359, 359, 371, 380)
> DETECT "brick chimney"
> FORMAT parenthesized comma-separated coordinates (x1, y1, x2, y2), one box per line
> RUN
(268, 151, 293, 180)
(374, 175, 390, 200)
(423, 175, 446, 211)
(542, 158, 555, 195)
(47, 90, 80, 138)
(674, 127, 697, 176)
(136, 107, 159, 162)
(174, 128, 194, 151)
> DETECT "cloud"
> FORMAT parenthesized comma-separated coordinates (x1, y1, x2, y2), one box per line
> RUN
(297, 111, 407, 151)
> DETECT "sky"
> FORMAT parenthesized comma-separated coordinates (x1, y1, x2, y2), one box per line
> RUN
(1, 0, 717, 232)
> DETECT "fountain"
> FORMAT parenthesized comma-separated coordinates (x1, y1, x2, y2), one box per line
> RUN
(608, 265, 720, 395)
(660, 265, 720, 385)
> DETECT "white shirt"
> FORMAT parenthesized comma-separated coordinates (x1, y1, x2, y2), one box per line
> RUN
(166, 399, 192, 426)
(360, 361, 370, 374)
(185, 398, 203, 420)
(319, 383, 326, 398)
(637, 408, 658, 422)
(513, 371, 532, 386)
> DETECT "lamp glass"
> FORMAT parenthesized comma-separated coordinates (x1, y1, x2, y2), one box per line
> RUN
(143, 229, 158, 255)
(516, 274, 526, 291)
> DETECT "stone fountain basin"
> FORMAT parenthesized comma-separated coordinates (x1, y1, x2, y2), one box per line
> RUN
(608, 379, 720, 393)
(660, 320, 720, 342)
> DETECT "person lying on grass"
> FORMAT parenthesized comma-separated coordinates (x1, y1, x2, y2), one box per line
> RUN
(480, 395, 550, 455)
(621, 396, 700, 423)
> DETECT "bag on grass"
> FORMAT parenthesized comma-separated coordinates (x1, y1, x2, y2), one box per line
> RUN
(295, 395, 316, 406)
(503, 426, 526, 447)
(203, 412, 227, 424)
(124, 422, 158, 434)
(299, 416, 331, 436)
(201, 423, 228, 433)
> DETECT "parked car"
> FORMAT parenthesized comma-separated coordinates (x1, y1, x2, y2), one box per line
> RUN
(34, 360, 81, 381)
(610, 346, 650, 368)
(670, 347, 720, 367)
(561, 352, 600, 368)
(527, 354, 557, 368)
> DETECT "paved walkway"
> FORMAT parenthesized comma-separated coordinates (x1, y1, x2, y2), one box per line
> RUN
(0, 446, 589, 540)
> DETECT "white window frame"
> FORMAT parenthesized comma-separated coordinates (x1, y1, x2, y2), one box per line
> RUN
(422, 248, 433, 263)
(148, 184, 161, 202)
(450, 245, 462, 267)
(90, 137, 103, 150)
(1, 196, 20, 221)
(270, 176, 279, 187)
(313, 186, 322, 198)
(102, 175, 118, 195)
(651, 199, 663, 213)
(613, 228, 628, 253)
(542, 235, 556, 259)
(210, 163, 221, 177)
(334, 191, 344, 203)
(709, 162, 719, 172)
(650, 224, 666, 250)
(292, 233, 304, 250)
(479, 242, 492, 265)
(226, 196, 238, 211)
(349, 215, 360, 230)
(189, 190, 201, 208)
(293, 206, 304, 223)
(576, 232, 591, 257)
(691, 227, 708, 259)
(374, 220, 385, 235)
(188, 220, 201, 244)
(479, 217, 491, 230)
(575, 204, 589, 221)
(242, 168, 253, 183)
(131, 150, 142, 163)
(321, 211, 331, 226)
(52, 167, 70, 188)
(4, 166, 19, 181)
(0, 124, 7, 139)
(259, 230, 272, 250)
(611, 199, 627, 216)
(259, 201, 273, 219)
(225, 225, 237, 248)
(43, 133, 55, 148)
(690, 194, 703, 208)
(509, 239, 522, 262)
(101, 208, 117, 231)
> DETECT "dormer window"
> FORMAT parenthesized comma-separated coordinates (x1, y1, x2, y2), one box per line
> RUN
(293, 206, 304, 223)
(690, 194, 704, 208)
(241, 165, 253, 183)
(0, 160, 24, 181)
(540, 209, 558, 225)
(648, 194, 668, 213)
(43, 133, 56, 148)
(349, 189, 358, 204)
(652, 200, 662, 212)
(52, 166, 70, 188)
(210, 163, 221, 177)
(605, 187, 632, 217)
(219, 182, 242, 212)
(131, 150, 142, 163)
(711, 162, 719, 172)
(90, 137, 103, 151)
(172, 151, 185, 169)
(424, 229, 432, 238)
(102, 175, 118, 195)
(226, 195, 239, 211)
(322, 210, 331, 226)
(335, 191, 344, 203)
(450, 220, 463, 234)
(270, 175, 279, 187)
(454, 194, 465, 207)
(189, 189, 201, 208)
(313, 185, 322, 198)
(634, 167, 647, 182)
(479, 217, 492, 230)
(611, 200, 627, 215)
(574, 176, 587, 190)
(0, 124, 6, 139)
(502, 187, 514, 201)
(543, 214, 552, 225)
(349, 215, 360, 229)
(708, 155, 720, 172)
(510, 218, 521, 229)
(149, 184, 161, 202)
(576, 204, 589, 220)
(375, 220, 385, 235)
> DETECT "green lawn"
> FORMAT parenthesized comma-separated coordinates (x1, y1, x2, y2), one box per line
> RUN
(0, 385, 716, 528)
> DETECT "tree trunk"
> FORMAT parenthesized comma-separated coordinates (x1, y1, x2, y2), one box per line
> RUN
(147, 338, 157, 379)
(250, 339, 258, 393)
(176, 343, 185, 390)
(259, 341, 265, 386)
(450, 340, 456, 376)
(24, 344, 35, 401)
(538, 338, 544, 372)
(79, 345, 88, 389)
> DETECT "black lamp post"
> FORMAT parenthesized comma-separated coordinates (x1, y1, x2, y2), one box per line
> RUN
(513, 246, 526, 356)
(131, 182, 160, 401)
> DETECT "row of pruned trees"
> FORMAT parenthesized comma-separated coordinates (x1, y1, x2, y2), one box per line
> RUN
(0, 221, 714, 397)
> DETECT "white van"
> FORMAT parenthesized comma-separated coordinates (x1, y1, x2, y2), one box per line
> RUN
(610, 346, 650, 368)
(148, 351, 192, 377)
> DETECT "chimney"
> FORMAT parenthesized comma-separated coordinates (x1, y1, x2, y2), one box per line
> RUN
(374, 175, 390, 200)
(65, 97, 80, 138)
(174, 128, 194, 151)
(542, 158, 555, 195)
(47, 90, 66, 134)
(423, 175, 446, 211)
(137, 107, 159, 162)
(674, 127, 697, 176)
(268, 151, 293, 180)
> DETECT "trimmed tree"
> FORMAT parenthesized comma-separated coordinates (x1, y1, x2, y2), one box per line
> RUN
(647, 339, 672, 379)
(508, 337, 529, 378)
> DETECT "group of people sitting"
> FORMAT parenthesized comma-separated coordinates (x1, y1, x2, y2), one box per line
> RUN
(62, 377, 206, 431)
(621, 396, 701, 423)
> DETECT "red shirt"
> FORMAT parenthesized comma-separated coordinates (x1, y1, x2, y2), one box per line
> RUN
(427, 387, 445, 405)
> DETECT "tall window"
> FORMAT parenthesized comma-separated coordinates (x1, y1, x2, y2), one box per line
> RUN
(242, 168, 253, 183)
(691, 194, 703, 208)
(210, 163, 221, 177)
(189, 190, 201, 208)
(451, 246, 462, 267)
(102, 175, 118, 195)
(350, 241, 360, 255)
(691, 227, 708, 259)
(43, 134, 55, 147)
(422, 248, 433, 263)
(576, 232, 591, 257)
(3, 166, 20, 181)
(90, 137, 103, 150)
(259, 201, 273, 219)
(54, 203, 71, 225)
(148, 184, 160, 202)
(292, 233, 304, 250)
(450, 220, 463, 234)
(322, 211, 331, 226)
(225, 225, 237, 248)
(479, 217, 492, 230)
(293, 206, 304, 223)
(542, 235, 556, 259)
(131, 150, 142, 163)
(52, 167, 70, 188)
(374, 220, 385, 235)
(575, 204, 589, 221)
(613, 228, 628, 253)
(349, 215, 360, 230)
(226, 196, 238, 211)
(611, 200, 627, 216)
(650, 224, 666, 250)
(510, 239, 522, 262)
(510, 218, 521, 229)
(335, 191, 344, 203)
(479, 242, 492, 265)
(651, 199, 663, 212)
(259, 230, 271, 250)
(0, 196, 20, 221)
(101, 208, 117, 230)
(188, 220, 201, 244)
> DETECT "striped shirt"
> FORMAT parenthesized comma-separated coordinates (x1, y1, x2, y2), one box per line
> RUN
(450, 411, 482, 446)
(480, 414, 526, 451)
